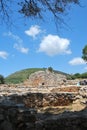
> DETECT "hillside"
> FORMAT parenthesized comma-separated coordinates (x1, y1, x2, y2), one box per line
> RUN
(5, 68, 69, 84)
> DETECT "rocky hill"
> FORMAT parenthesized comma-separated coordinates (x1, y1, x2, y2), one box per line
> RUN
(24, 69, 67, 87)
(5, 68, 69, 84)
(5, 68, 46, 84)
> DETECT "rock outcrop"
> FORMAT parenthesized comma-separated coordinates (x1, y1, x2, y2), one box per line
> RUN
(25, 70, 66, 87)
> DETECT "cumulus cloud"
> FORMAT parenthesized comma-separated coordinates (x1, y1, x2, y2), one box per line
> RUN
(0, 51, 8, 59)
(14, 44, 29, 54)
(69, 57, 86, 65)
(38, 34, 71, 56)
(25, 25, 41, 38)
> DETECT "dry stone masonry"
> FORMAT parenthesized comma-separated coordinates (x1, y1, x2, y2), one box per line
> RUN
(25, 70, 66, 87)
(0, 98, 87, 130)
(0, 70, 87, 129)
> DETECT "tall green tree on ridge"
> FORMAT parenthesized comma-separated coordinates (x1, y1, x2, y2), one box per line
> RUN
(82, 45, 87, 62)
(0, 74, 5, 84)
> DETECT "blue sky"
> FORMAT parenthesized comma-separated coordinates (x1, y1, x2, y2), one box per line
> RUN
(0, 0, 87, 77)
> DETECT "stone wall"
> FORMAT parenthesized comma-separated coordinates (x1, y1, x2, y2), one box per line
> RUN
(0, 93, 77, 109)
(24, 93, 76, 108)
(0, 103, 87, 130)
(25, 70, 66, 87)
(0, 84, 87, 129)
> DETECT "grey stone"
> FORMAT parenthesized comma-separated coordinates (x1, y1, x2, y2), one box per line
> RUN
(0, 120, 13, 130)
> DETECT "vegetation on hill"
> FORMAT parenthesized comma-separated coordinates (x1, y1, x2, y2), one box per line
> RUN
(4, 67, 87, 84)
(5, 68, 46, 84)
(74, 72, 87, 79)
(5, 68, 69, 84)
(66, 72, 87, 80)
(82, 45, 87, 62)
(0, 74, 5, 84)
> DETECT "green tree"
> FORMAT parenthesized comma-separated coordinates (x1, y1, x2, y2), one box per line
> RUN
(0, 0, 80, 26)
(74, 73, 81, 78)
(48, 67, 53, 72)
(82, 45, 87, 62)
(81, 72, 87, 78)
(0, 74, 5, 84)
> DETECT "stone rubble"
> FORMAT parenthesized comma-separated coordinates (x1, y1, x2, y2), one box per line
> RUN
(0, 100, 87, 130)
(0, 81, 87, 129)
(24, 70, 67, 87)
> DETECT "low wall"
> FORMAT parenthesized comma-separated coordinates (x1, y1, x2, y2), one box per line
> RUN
(2, 93, 77, 108)
(0, 91, 86, 130)
(0, 103, 87, 130)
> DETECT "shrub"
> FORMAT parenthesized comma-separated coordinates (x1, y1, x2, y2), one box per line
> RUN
(48, 67, 53, 72)
(0, 74, 5, 84)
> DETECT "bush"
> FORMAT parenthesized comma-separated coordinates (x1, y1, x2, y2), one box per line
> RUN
(66, 75, 76, 80)
(81, 72, 87, 78)
(48, 67, 53, 72)
(0, 74, 5, 84)
(74, 73, 81, 78)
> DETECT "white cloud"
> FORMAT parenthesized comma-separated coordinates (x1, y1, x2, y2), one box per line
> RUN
(69, 57, 86, 65)
(4, 32, 23, 43)
(4, 32, 29, 54)
(38, 34, 71, 56)
(0, 51, 8, 59)
(25, 25, 41, 38)
(14, 44, 29, 54)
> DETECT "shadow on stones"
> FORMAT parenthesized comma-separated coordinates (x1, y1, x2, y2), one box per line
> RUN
(0, 93, 87, 130)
